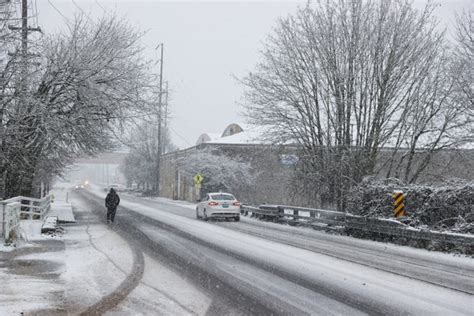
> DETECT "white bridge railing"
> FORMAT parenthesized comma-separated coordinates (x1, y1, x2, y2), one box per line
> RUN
(0, 194, 52, 242)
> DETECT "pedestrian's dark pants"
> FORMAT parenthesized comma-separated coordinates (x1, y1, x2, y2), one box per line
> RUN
(107, 207, 117, 223)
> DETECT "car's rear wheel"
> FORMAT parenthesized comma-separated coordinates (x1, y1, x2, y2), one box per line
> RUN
(203, 210, 209, 221)
(235, 215, 240, 222)
(196, 208, 200, 219)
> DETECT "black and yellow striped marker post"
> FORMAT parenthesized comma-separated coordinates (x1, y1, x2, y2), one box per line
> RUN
(392, 191, 406, 218)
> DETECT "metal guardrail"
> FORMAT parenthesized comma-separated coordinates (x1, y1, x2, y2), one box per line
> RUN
(1, 194, 52, 242)
(241, 204, 474, 247)
(345, 215, 474, 247)
(242, 204, 346, 227)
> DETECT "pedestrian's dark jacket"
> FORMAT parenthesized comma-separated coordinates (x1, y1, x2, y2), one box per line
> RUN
(105, 189, 120, 209)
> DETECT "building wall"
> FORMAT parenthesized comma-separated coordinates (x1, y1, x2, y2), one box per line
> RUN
(159, 143, 296, 204)
(159, 143, 474, 205)
(160, 150, 196, 202)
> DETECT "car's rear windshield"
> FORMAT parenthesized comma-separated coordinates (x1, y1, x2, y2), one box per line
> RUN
(211, 194, 235, 201)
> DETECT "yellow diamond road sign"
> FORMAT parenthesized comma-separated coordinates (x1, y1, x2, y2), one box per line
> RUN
(194, 173, 203, 185)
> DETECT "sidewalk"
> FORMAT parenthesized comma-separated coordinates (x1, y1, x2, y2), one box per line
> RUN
(2, 184, 212, 315)
(0, 184, 135, 315)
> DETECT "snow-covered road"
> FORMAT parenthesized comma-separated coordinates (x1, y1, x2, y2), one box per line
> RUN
(76, 188, 473, 315)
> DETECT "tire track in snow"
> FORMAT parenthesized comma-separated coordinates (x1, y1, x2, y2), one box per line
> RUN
(97, 191, 474, 315)
(78, 190, 277, 315)
(216, 221, 474, 295)
(122, 193, 474, 294)
(75, 192, 198, 316)
(74, 201, 145, 316)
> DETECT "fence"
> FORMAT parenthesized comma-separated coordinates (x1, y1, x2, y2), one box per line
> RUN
(1, 195, 52, 242)
(241, 204, 474, 248)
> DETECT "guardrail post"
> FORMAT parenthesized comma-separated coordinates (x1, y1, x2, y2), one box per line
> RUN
(1, 203, 5, 240)
(41, 195, 51, 220)
(277, 206, 283, 221)
(29, 199, 34, 220)
(40, 198, 44, 220)
(4, 204, 10, 241)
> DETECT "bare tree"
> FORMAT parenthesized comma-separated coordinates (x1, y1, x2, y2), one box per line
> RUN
(451, 8, 473, 139)
(120, 121, 160, 191)
(1, 15, 156, 197)
(120, 87, 174, 193)
(0, 0, 18, 197)
(242, 0, 467, 210)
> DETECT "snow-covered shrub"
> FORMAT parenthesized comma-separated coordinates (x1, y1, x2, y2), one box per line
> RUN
(177, 148, 257, 198)
(347, 178, 473, 233)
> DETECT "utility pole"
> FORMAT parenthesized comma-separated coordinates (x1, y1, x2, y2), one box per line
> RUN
(155, 43, 164, 196)
(1, 0, 40, 198)
(163, 81, 169, 152)
(19, 0, 27, 103)
(8, 0, 41, 105)
(21, 0, 27, 64)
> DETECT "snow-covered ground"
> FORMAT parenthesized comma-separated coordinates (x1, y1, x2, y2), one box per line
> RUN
(0, 244, 16, 252)
(1, 183, 210, 315)
(119, 190, 473, 269)
(1, 183, 134, 314)
(64, 196, 208, 315)
(87, 187, 473, 315)
(2, 183, 472, 314)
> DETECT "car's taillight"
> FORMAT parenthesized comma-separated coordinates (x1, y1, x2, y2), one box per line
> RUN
(233, 201, 241, 206)
(208, 201, 219, 206)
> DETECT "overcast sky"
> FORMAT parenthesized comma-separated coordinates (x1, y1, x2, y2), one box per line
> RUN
(36, 0, 471, 149)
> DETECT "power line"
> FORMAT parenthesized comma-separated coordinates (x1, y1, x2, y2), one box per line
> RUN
(169, 126, 193, 147)
(47, 0, 69, 23)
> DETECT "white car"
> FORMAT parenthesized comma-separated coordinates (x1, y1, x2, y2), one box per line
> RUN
(196, 192, 241, 221)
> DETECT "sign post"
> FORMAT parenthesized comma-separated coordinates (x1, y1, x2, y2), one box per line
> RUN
(193, 173, 204, 200)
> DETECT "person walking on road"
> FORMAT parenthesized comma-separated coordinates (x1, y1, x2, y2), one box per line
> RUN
(105, 188, 120, 224)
